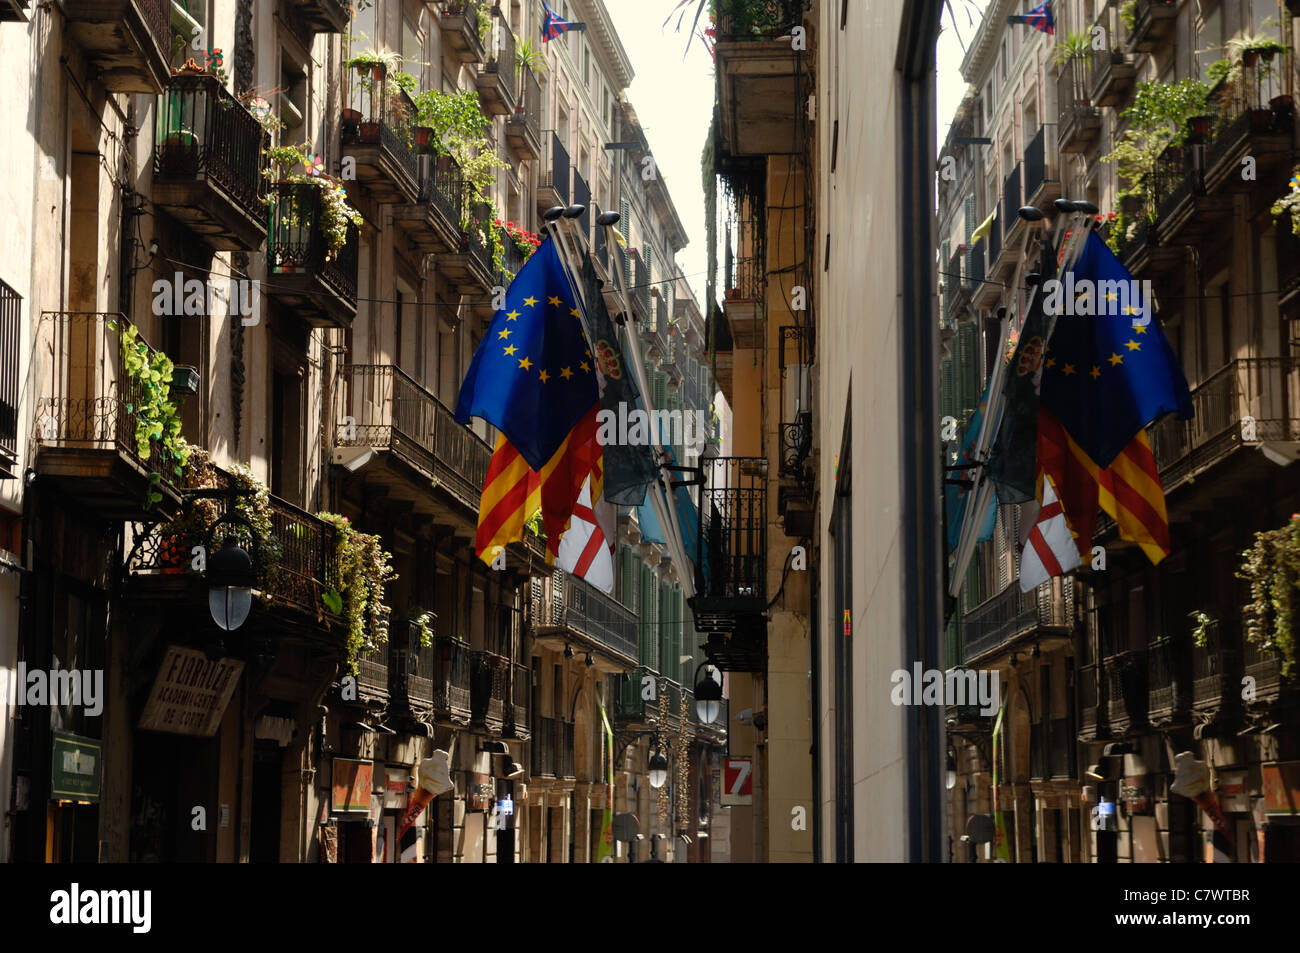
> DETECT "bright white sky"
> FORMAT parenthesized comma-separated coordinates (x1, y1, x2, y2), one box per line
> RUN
(603, 3, 715, 304)
(602, 1, 990, 305)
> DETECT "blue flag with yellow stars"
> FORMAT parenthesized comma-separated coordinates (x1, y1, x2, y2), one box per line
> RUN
(1039, 231, 1192, 470)
(455, 239, 599, 471)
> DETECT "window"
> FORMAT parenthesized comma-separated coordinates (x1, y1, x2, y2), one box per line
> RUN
(0, 279, 21, 468)
(402, 15, 420, 74)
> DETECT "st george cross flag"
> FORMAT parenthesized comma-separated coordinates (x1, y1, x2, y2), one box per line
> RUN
(1019, 471, 1081, 592)
(555, 470, 615, 593)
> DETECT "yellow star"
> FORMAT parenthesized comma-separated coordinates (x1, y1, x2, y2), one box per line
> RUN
(585, 348, 592, 357)
(1133, 324, 1148, 335)
(1104, 291, 1118, 303)
(1125, 340, 1141, 351)
(1108, 352, 1124, 366)
(504, 345, 517, 356)
(538, 369, 550, 383)
(506, 310, 520, 321)
(570, 307, 581, 318)
(560, 366, 574, 380)
(518, 357, 533, 371)
(1090, 365, 1101, 379)
(523, 296, 538, 307)
(1045, 357, 1056, 369)
(498, 328, 511, 339)
(548, 296, 562, 307)
(1062, 363, 1076, 376)
(1122, 304, 1140, 315)
(580, 361, 591, 373)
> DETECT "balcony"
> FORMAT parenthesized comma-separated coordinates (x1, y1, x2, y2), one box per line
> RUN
(61, 0, 170, 93)
(334, 364, 492, 516)
(530, 715, 575, 779)
(1146, 358, 1300, 495)
(695, 457, 767, 670)
(153, 74, 268, 250)
(1201, 77, 1293, 194)
(1057, 60, 1100, 154)
(715, 0, 804, 155)
(440, 213, 496, 296)
(1088, 45, 1136, 108)
(537, 132, 570, 214)
(125, 471, 342, 625)
(399, 635, 472, 724)
(722, 256, 762, 349)
(1103, 650, 1148, 735)
(0, 282, 18, 479)
(34, 312, 184, 521)
(1147, 636, 1191, 727)
(631, 254, 653, 324)
(287, 0, 348, 35)
(1242, 639, 1290, 707)
(993, 163, 1023, 277)
(536, 571, 640, 665)
(341, 83, 420, 205)
(965, 238, 985, 295)
(779, 410, 812, 481)
(961, 578, 1072, 665)
(1022, 124, 1061, 211)
(1191, 622, 1237, 714)
(506, 68, 542, 162)
(265, 182, 359, 328)
(470, 650, 509, 733)
(475, 16, 516, 116)
(1149, 144, 1227, 245)
(1077, 662, 1108, 741)
(615, 665, 663, 725)
(440, 0, 487, 65)
(504, 662, 531, 740)
(1123, 0, 1178, 54)
(393, 153, 464, 254)
(355, 646, 389, 703)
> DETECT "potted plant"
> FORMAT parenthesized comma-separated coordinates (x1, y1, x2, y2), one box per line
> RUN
(345, 48, 399, 82)
(413, 125, 436, 152)
(1051, 30, 1092, 68)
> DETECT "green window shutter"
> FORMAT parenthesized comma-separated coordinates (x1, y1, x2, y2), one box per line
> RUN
(964, 193, 976, 242)
(940, 356, 955, 421)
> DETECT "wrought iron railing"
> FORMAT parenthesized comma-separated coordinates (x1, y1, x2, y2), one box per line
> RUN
(541, 131, 570, 204)
(1151, 145, 1198, 223)
(1104, 650, 1148, 732)
(696, 457, 767, 607)
(547, 571, 640, 659)
(1147, 635, 1190, 721)
(780, 410, 812, 480)
(505, 661, 530, 738)
(532, 714, 557, 776)
(559, 720, 575, 778)
(633, 255, 651, 318)
(356, 644, 389, 698)
(463, 210, 494, 278)
(511, 66, 542, 145)
(987, 204, 1002, 263)
(1147, 358, 1300, 492)
(470, 650, 509, 730)
(1088, 44, 1131, 101)
(429, 634, 473, 718)
(335, 364, 491, 506)
(34, 312, 174, 479)
(1242, 638, 1287, 700)
(1001, 163, 1021, 241)
(716, 0, 804, 38)
(615, 664, 662, 722)
(966, 237, 985, 289)
(154, 73, 267, 219)
(1023, 124, 1047, 199)
(724, 254, 762, 302)
(267, 182, 359, 305)
(1057, 58, 1097, 133)
(485, 14, 516, 94)
(961, 578, 1072, 663)
(1078, 662, 1105, 738)
(419, 152, 465, 227)
(0, 281, 19, 465)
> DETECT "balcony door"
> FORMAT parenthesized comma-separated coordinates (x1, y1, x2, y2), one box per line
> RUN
(271, 344, 305, 507)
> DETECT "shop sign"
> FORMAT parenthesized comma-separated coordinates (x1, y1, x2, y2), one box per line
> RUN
(51, 730, 101, 803)
(1120, 775, 1152, 815)
(1262, 761, 1300, 816)
(468, 772, 493, 812)
(137, 645, 243, 738)
(331, 758, 373, 813)
(1217, 769, 1250, 813)
(722, 757, 752, 805)
(384, 767, 410, 811)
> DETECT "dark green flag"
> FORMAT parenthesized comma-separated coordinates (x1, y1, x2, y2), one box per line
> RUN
(987, 242, 1057, 504)
(580, 256, 657, 506)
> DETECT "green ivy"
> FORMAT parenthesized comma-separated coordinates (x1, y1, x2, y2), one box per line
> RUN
(1238, 515, 1300, 680)
(1100, 78, 1211, 216)
(318, 512, 397, 673)
(108, 320, 189, 508)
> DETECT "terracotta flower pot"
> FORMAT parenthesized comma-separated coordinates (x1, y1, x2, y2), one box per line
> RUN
(371, 64, 388, 83)
(342, 107, 362, 125)
(359, 121, 381, 143)
(1243, 50, 1259, 69)
(1185, 114, 1213, 142)
(414, 126, 435, 152)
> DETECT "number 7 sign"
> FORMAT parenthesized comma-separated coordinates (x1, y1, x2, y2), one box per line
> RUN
(722, 758, 752, 805)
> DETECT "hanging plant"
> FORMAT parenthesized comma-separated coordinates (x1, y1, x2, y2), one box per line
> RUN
(317, 512, 397, 673)
(262, 141, 363, 261)
(1272, 170, 1300, 236)
(1238, 514, 1300, 679)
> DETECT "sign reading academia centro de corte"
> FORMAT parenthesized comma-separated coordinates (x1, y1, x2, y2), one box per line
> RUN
(138, 645, 244, 737)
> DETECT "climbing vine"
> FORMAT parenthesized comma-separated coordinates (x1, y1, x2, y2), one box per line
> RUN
(110, 320, 190, 508)
(1238, 514, 1300, 679)
(318, 512, 397, 672)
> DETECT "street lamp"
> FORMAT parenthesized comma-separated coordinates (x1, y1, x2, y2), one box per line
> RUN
(694, 663, 723, 724)
(647, 747, 669, 789)
(206, 511, 257, 632)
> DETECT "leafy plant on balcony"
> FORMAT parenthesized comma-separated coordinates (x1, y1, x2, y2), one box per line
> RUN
(1190, 610, 1216, 648)
(318, 512, 398, 672)
(1101, 78, 1210, 221)
(108, 320, 190, 508)
(1120, 0, 1137, 34)
(344, 47, 401, 77)
(263, 141, 363, 261)
(238, 85, 287, 136)
(1271, 170, 1300, 237)
(1239, 514, 1300, 679)
(515, 37, 546, 76)
(407, 609, 435, 648)
(476, 3, 493, 43)
(1051, 30, 1093, 66)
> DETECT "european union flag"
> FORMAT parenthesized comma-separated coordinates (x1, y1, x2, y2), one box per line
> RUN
(455, 238, 599, 471)
(1039, 231, 1192, 470)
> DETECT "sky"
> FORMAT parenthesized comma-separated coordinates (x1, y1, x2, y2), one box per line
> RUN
(602, 1, 991, 306)
(602, 2, 716, 304)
